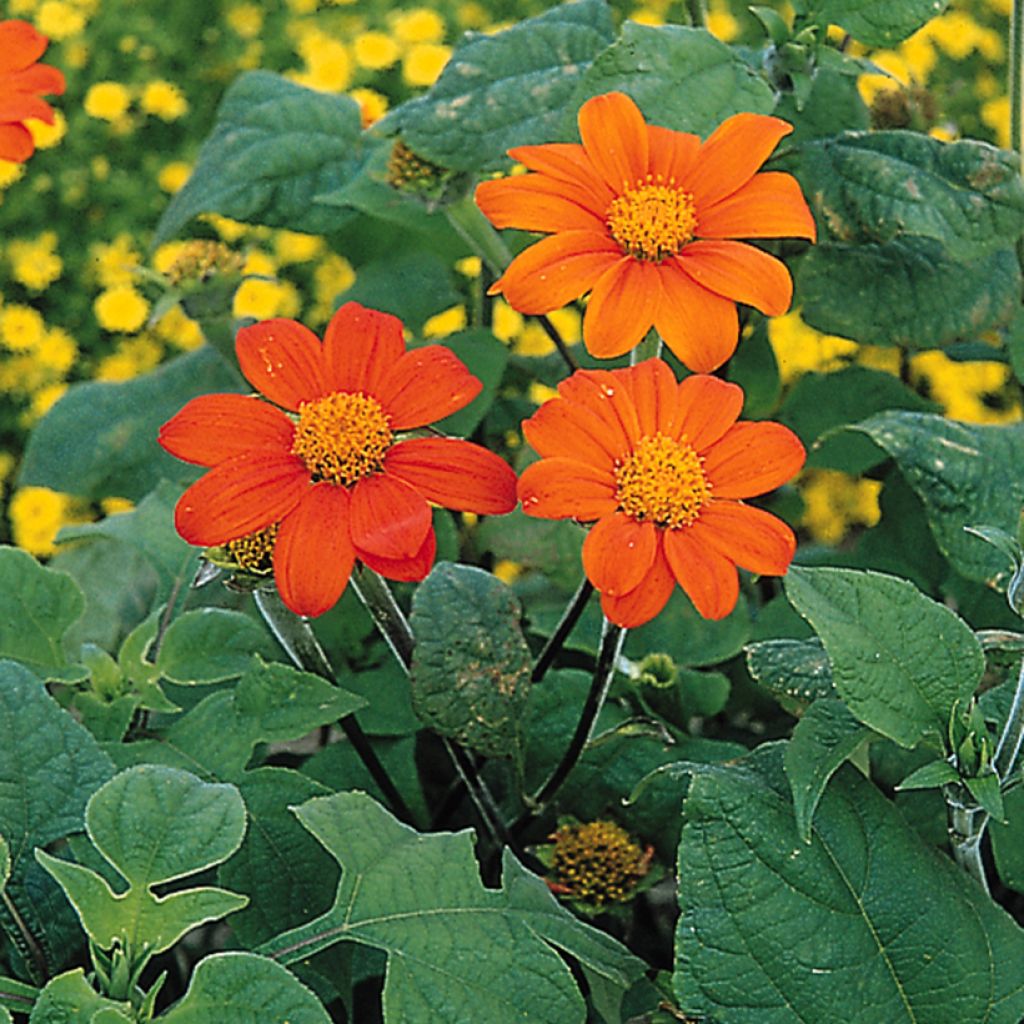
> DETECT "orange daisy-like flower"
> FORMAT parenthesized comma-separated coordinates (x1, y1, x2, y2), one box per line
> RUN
(159, 302, 518, 617)
(476, 92, 816, 372)
(517, 360, 805, 627)
(0, 20, 65, 163)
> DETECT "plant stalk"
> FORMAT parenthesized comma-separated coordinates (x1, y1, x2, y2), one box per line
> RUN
(531, 578, 594, 682)
(445, 195, 514, 277)
(1012, 0, 1024, 161)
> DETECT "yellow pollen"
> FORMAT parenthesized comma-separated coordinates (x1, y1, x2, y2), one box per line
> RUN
(291, 391, 393, 486)
(606, 177, 697, 262)
(226, 522, 279, 574)
(615, 433, 711, 528)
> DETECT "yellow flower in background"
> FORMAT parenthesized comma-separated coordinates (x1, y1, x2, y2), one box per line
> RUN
(27, 110, 67, 150)
(36, 326, 77, 372)
(26, 382, 68, 423)
(350, 87, 388, 127)
(140, 80, 189, 121)
(274, 230, 324, 265)
(629, 10, 665, 27)
(491, 300, 523, 344)
(202, 213, 249, 243)
(403, 43, 451, 87)
(354, 31, 400, 69)
(456, 256, 481, 278)
(158, 160, 191, 193)
(226, 3, 263, 39)
(293, 30, 353, 93)
(857, 51, 910, 105)
(9, 486, 87, 557)
(392, 7, 446, 44)
(233, 277, 296, 320)
(423, 304, 467, 338)
(100, 496, 134, 516)
(768, 311, 858, 384)
(706, 9, 739, 40)
(94, 285, 149, 332)
(94, 335, 163, 381)
(154, 305, 204, 351)
(800, 470, 882, 545)
(36, 0, 86, 40)
(492, 559, 522, 584)
(313, 252, 356, 305)
(85, 81, 131, 121)
(982, 95, 1011, 147)
(92, 234, 142, 287)
(909, 351, 1022, 424)
(0, 161, 27, 192)
(0, 306, 45, 351)
(8, 232, 62, 291)
(457, 2, 488, 28)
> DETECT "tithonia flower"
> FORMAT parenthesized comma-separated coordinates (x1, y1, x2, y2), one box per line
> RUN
(476, 92, 816, 371)
(0, 20, 65, 163)
(517, 360, 805, 626)
(159, 302, 518, 617)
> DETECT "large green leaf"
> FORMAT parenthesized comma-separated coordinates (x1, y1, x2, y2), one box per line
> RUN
(19, 347, 243, 502)
(28, 971, 131, 1024)
(0, 548, 84, 676)
(432, 330, 509, 437)
(796, 238, 1021, 348)
(573, 24, 774, 136)
(390, 0, 614, 171)
(410, 563, 531, 757)
(784, 566, 984, 747)
(745, 637, 834, 703)
(155, 72, 364, 242)
(850, 411, 1024, 584)
(155, 609, 277, 685)
(37, 766, 247, 955)
(258, 792, 645, 1024)
(675, 745, 1024, 1023)
(797, 132, 1024, 257)
(817, 0, 951, 46)
(991, 786, 1024, 895)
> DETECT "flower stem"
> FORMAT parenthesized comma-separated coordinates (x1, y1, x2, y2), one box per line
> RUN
(685, 0, 707, 28)
(253, 588, 415, 825)
(1011, 0, 1024, 159)
(535, 314, 580, 373)
(444, 195, 514, 276)
(531, 578, 594, 682)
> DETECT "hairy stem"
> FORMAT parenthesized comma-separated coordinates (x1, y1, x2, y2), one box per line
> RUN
(444, 195, 514, 276)
(1012, 0, 1024, 159)
(532, 578, 594, 682)
(535, 314, 580, 373)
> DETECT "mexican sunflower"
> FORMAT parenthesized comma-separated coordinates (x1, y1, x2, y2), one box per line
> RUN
(517, 360, 805, 627)
(476, 91, 816, 371)
(0, 20, 65, 163)
(159, 302, 518, 617)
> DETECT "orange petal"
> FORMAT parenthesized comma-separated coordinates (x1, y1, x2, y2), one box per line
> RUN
(350, 472, 432, 559)
(612, 358, 679, 438)
(0, 123, 32, 162)
(698, 172, 816, 241)
(274, 483, 355, 618)
(322, 301, 405, 395)
(175, 452, 309, 547)
(235, 318, 327, 411)
(582, 512, 657, 597)
(492, 231, 620, 314)
(518, 458, 617, 521)
(385, 438, 517, 514)
(521, 397, 620, 472)
(376, 345, 482, 430)
(600, 538, 675, 627)
(578, 91, 649, 192)
(0, 21, 48, 73)
(652, 260, 738, 373)
(662, 527, 740, 620)
(702, 421, 806, 499)
(691, 501, 796, 575)
(688, 113, 793, 209)
(674, 374, 743, 450)
(678, 240, 793, 317)
(357, 527, 436, 583)
(582, 258, 661, 359)
(475, 175, 605, 232)
(507, 141, 615, 208)
(0, 93, 52, 123)
(6, 62, 65, 96)
(556, 370, 640, 454)
(159, 393, 295, 467)
(648, 125, 700, 185)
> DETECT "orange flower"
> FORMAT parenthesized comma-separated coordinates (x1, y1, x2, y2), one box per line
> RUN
(159, 302, 518, 617)
(517, 360, 805, 626)
(0, 20, 65, 163)
(476, 92, 815, 372)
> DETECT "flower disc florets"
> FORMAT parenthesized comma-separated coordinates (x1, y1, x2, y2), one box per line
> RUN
(549, 820, 650, 906)
(606, 178, 697, 262)
(614, 433, 711, 528)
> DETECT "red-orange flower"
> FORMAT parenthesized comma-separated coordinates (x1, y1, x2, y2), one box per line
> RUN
(0, 20, 65, 164)
(517, 360, 805, 627)
(159, 302, 518, 617)
(476, 92, 816, 372)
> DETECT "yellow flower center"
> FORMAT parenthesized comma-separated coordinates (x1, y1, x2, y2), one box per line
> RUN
(226, 523, 279, 574)
(550, 820, 650, 906)
(606, 177, 698, 262)
(291, 391, 394, 486)
(615, 433, 711, 528)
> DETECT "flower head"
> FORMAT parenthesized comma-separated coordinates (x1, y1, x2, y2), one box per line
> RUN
(518, 360, 805, 626)
(0, 19, 66, 163)
(159, 302, 518, 617)
(476, 92, 816, 372)
(548, 820, 651, 906)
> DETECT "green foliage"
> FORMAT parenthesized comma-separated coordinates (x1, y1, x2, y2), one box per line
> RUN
(154, 609, 277, 685)
(745, 637, 835, 703)
(815, 0, 951, 46)
(28, 971, 131, 1024)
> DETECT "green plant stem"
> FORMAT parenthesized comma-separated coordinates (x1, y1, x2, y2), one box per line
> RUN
(535, 314, 580, 372)
(444, 195, 514, 277)
(531, 578, 594, 682)
(1012, 0, 1024, 160)
(995, 656, 1024, 780)
(685, 0, 707, 28)
(253, 588, 415, 825)
(1, 890, 47, 984)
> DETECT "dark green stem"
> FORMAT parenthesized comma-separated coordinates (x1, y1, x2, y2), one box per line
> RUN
(254, 588, 415, 825)
(444, 195, 514, 276)
(532, 578, 594, 682)
(1012, 0, 1024, 160)
(535, 314, 579, 373)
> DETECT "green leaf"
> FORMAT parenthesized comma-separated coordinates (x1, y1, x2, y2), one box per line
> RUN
(965, 771, 1006, 822)
(850, 411, 1024, 584)
(155, 609, 277, 685)
(574, 24, 774, 136)
(774, 64, 869, 145)
(745, 637, 835, 703)
(0, 974, 36, 1019)
(159, 952, 330, 1024)
(797, 132, 1024, 257)
(796, 238, 1021, 348)
(0, 548, 84, 676)
(19, 347, 243, 502)
(676, 745, 1024, 1023)
(990, 785, 1024, 894)
(818, 0, 951, 46)
(784, 697, 872, 840)
(410, 563, 531, 757)
(476, 509, 584, 593)
(896, 758, 960, 789)
(37, 766, 247, 954)
(784, 566, 984, 747)
(258, 792, 645, 1024)
(724, 321, 781, 419)
(155, 71, 363, 243)
(28, 970, 131, 1024)
(390, 0, 614, 171)
(432, 330, 509, 437)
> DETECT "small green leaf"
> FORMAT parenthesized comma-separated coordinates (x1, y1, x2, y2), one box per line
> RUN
(477, 509, 585, 593)
(37, 766, 247, 955)
(745, 637, 835, 703)
(410, 563, 531, 757)
(0, 974, 36, 1018)
(432, 330, 509, 437)
(155, 72, 364, 242)
(819, 0, 950, 46)
(28, 970, 131, 1024)
(573, 24, 774, 136)
(784, 566, 984, 747)
(155, 609, 277, 685)
(896, 759, 960, 790)
(965, 771, 1005, 822)
(390, 0, 614, 171)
